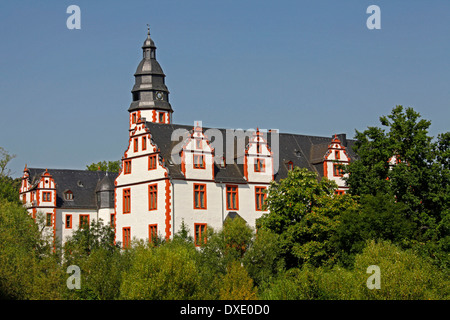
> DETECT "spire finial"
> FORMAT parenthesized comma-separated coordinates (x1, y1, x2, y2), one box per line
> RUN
(147, 24, 150, 36)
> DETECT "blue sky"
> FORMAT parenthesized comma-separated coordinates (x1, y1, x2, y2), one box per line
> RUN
(1, 0, 449, 178)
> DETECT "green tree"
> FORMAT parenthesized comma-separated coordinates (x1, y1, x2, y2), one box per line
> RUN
(63, 219, 125, 300)
(332, 193, 417, 267)
(259, 167, 357, 268)
(119, 241, 208, 300)
(219, 260, 258, 300)
(344, 106, 449, 267)
(86, 160, 121, 173)
(0, 201, 64, 299)
(354, 240, 450, 300)
(242, 228, 284, 287)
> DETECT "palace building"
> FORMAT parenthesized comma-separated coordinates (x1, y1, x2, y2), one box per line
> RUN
(19, 29, 355, 248)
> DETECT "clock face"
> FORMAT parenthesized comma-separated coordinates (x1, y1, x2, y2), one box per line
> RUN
(156, 91, 163, 100)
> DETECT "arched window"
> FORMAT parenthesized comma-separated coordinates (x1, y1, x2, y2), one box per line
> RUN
(64, 190, 74, 201)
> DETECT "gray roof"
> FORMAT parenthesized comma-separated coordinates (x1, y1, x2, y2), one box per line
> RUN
(145, 122, 357, 183)
(129, 29, 172, 113)
(26, 168, 118, 209)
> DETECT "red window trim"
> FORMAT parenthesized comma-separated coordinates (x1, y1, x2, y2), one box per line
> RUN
(65, 214, 72, 229)
(333, 163, 344, 177)
(79, 214, 90, 229)
(194, 223, 207, 247)
(148, 154, 157, 170)
(226, 185, 239, 210)
(193, 154, 205, 169)
(124, 160, 132, 174)
(123, 188, 131, 214)
(254, 158, 265, 172)
(123, 227, 131, 249)
(43, 191, 52, 202)
(142, 136, 147, 151)
(255, 186, 267, 211)
(193, 183, 207, 209)
(148, 184, 158, 211)
(133, 138, 138, 152)
(149, 224, 158, 243)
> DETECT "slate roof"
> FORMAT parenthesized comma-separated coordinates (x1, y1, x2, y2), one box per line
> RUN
(145, 122, 357, 183)
(27, 168, 118, 209)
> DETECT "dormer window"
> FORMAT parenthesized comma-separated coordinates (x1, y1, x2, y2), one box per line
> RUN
(64, 190, 74, 201)
(287, 161, 294, 171)
(335, 151, 340, 160)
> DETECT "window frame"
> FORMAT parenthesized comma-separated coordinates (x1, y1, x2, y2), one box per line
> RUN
(142, 136, 147, 151)
(133, 138, 138, 152)
(124, 159, 132, 174)
(149, 224, 158, 244)
(79, 214, 90, 229)
(254, 158, 265, 172)
(123, 188, 131, 214)
(122, 227, 131, 249)
(65, 214, 72, 229)
(194, 223, 207, 247)
(42, 191, 52, 202)
(193, 183, 207, 209)
(226, 185, 239, 210)
(333, 163, 344, 177)
(148, 184, 158, 211)
(193, 154, 205, 169)
(255, 186, 267, 211)
(148, 154, 157, 170)
(64, 190, 74, 201)
(46, 212, 53, 227)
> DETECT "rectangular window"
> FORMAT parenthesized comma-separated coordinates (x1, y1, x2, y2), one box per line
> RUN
(194, 223, 207, 247)
(196, 139, 202, 149)
(148, 184, 158, 211)
(132, 113, 137, 124)
(134, 138, 138, 152)
(333, 163, 344, 177)
(226, 185, 239, 210)
(123, 188, 131, 213)
(142, 136, 147, 151)
(43, 191, 52, 202)
(148, 154, 157, 170)
(124, 160, 132, 174)
(287, 162, 294, 171)
(335, 151, 340, 160)
(193, 154, 205, 169)
(46, 213, 52, 227)
(193, 184, 207, 209)
(110, 213, 115, 228)
(159, 112, 165, 123)
(254, 158, 265, 172)
(255, 187, 267, 211)
(149, 224, 158, 244)
(79, 214, 89, 229)
(65, 214, 72, 229)
(123, 227, 131, 249)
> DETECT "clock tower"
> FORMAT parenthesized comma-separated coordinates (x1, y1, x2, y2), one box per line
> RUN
(128, 26, 173, 128)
